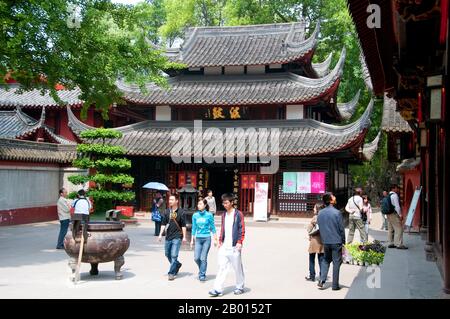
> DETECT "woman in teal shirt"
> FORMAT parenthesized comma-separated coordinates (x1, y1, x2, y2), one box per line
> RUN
(190, 198, 218, 281)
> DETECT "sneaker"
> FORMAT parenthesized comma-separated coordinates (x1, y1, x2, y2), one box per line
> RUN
(233, 288, 245, 295)
(305, 276, 315, 281)
(175, 262, 182, 275)
(168, 274, 175, 281)
(199, 277, 206, 282)
(396, 245, 408, 250)
(332, 286, 341, 291)
(317, 281, 325, 289)
(387, 244, 396, 248)
(208, 289, 223, 297)
(56, 246, 64, 250)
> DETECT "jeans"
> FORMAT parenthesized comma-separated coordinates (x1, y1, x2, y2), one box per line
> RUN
(194, 236, 211, 278)
(308, 253, 325, 279)
(165, 238, 182, 275)
(57, 219, 70, 248)
(154, 221, 161, 236)
(321, 243, 343, 289)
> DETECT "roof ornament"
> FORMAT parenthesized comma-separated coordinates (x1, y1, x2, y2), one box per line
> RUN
(281, 39, 287, 55)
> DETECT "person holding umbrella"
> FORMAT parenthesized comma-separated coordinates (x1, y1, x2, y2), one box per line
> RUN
(152, 192, 164, 236)
(143, 182, 169, 236)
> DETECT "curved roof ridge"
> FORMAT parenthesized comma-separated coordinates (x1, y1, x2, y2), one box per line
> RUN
(286, 21, 319, 50)
(15, 106, 38, 126)
(312, 52, 333, 77)
(66, 106, 95, 135)
(288, 46, 345, 87)
(362, 131, 381, 161)
(310, 98, 373, 135)
(337, 89, 361, 120)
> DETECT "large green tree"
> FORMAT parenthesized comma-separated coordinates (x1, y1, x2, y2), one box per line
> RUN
(0, 0, 182, 118)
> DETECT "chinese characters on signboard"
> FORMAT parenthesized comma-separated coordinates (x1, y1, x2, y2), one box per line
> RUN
(206, 106, 244, 120)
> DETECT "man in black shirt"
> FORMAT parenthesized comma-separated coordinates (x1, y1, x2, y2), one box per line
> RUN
(158, 193, 187, 280)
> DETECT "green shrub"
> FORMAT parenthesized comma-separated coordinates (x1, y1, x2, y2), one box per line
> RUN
(69, 128, 135, 215)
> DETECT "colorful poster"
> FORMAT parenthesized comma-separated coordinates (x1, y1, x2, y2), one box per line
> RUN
(297, 172, 311, 193)
(253, 182, 268, 221)
(282, 172, 297, 193)
(311, 172, 326, 194)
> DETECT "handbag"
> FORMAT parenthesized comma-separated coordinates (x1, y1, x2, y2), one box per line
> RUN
(308, 223, 320, 236)
(352, 196, 366, 221)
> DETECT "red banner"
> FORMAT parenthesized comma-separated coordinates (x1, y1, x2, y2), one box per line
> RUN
(188, 172, 197, 188)
(178, 173, 186, 188)
(249, 175, 256, 189)
(241, 175, 249, 189)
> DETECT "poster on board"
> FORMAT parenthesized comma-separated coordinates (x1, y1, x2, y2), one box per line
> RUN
(405, 186, 422, 228)
(253, 182, 268, 221)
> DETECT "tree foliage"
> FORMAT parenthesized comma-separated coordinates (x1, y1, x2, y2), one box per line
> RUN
(0, 0, 183, 119)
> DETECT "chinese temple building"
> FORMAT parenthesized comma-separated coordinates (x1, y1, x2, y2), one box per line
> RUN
(1, 21, 375, 224)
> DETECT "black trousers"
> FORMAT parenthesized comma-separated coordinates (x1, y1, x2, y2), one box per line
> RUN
(320, 243, 343, 289)
(72, 214, 89, 242)
(154, 221, 161, 236)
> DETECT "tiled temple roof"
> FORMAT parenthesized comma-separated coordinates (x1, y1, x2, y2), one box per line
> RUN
(362, 131, 381, 161)
(0, 84, 83, 109)
(337, 90, 360, 121)
(67, 98, 373, 157)
(0, 107, 75, 144)
(118, 47, 346, 106)
(0, 138, 77, 163)
(0, 47, 344, 109)
(165, 21, 319, 67)
(381, 94, 413, 133)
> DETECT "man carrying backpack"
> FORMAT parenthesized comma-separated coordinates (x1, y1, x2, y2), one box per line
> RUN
(71, 189, 92, 244)
(381, 185, 408, 249)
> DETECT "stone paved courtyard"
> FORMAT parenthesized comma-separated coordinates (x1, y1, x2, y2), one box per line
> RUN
(0, 210, 446, 299)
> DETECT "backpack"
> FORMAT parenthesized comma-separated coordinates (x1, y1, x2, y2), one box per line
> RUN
(381, 193, 395, 214)
(151, 203, 162, 222)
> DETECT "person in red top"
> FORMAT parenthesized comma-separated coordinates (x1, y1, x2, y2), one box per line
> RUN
(209, 193, 245, 297)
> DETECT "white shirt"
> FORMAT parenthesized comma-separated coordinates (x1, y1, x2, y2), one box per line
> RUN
(345, 195, 364, 218)
(57, 196, 71, 220)
(224, 209, 235, 248)
(72, 197, 91, 215)
(205, 196, 216, 213)
(389, 191, 401, 216)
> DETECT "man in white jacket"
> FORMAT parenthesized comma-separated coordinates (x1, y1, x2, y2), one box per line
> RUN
(345, 188, 368, 243)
